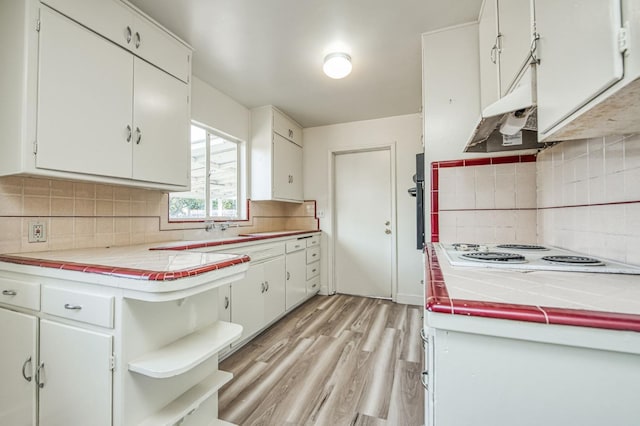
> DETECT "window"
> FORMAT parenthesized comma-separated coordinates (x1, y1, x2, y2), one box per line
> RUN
(169, 124, 243, 220)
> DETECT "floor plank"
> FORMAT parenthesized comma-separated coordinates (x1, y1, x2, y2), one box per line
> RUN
(219, 294, 424, 426)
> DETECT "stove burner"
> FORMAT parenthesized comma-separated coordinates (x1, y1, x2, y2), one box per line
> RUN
(541, 255, 604, 266)
(452, 243, 479, 251)
(461, 252, 526, 263)
(496, 244, 548, 250)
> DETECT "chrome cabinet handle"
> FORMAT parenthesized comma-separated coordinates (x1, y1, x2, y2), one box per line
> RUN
(224, 296, 229, 309)
(2, 290, 17, 296)
(134, 31, 141, 48)
(135, 127, 142, 144)
(286, 272, 290, 280)
(420, 328, 428, 343)
(385, 229, 391, 235)
(64, 303, 82, 310)
(312, 269, 317, 273)
(36, 363, 45, 389)
(264, 281, 269, 292)
(125, 26, 132, 44)
(126, 124, 132, 142)
(22, 357, 32, 382)
(421, 370, 428, 390)
(260, 282, 265, 293)
(288, 129, 293, 139)
(312, 253, 317, 257)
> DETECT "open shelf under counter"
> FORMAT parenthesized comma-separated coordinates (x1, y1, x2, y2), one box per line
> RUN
(129, 321, 243, 378)
(138, 370, 234, 426)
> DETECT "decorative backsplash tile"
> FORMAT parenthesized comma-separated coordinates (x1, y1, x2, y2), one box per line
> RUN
(537, 133, 640, 265)
(0, 176, 318, 254)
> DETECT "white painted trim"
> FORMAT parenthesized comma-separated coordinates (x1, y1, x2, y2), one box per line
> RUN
(396, 293, 423, 307)
(421, 20, 479, 37)
(328, 143, 398, 300)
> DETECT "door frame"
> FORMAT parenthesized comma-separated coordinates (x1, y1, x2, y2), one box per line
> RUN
(327, 143, 398, 300)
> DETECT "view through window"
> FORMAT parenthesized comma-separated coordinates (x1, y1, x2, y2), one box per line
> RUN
(169, 124, 240, 220)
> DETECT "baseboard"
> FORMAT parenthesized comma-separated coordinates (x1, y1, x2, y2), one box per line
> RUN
(395, 293, 423, 306)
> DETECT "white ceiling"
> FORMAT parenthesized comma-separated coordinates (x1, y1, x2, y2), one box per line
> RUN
(128, 0, 483, 128)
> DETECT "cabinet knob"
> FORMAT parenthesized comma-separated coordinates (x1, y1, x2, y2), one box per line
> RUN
(260, 282, 266, 293)
(288, 129, 293, 138)
(286, 271, 290, 280)
(2, 289, 17, 296)
(135, 31, 141, 49)
(126, 124, 132, 143)
(265, 281, 269, 292)
(224, 296, 229, 309)
(125, 26, 132, 44)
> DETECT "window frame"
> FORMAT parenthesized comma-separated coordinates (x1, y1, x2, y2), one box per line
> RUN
(168, 121, 247, 222)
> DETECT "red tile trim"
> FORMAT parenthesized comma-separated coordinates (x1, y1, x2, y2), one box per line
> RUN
(0, 254, 251, 281)
(150, 230, 322, 251)
(423, 243, 640, 333)
(429, 154, 537, 242)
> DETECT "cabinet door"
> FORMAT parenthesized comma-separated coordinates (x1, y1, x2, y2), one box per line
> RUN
(39, 320, 112, 426)
(285, 250, 307, 310)
(0, 309, 37, 426)
(497, 0, 533, 95)
(230, 265, 265, 346)
(37, 6, 133, 179)
(272, 134, 303, 201)
(132, 15, 191, 83)
(536, 0, 623, 134)
(263, 256, 286, 325)
(132, 58, 190, 187)
(478, 0, 500, 109)
(218, 284, 231, 323)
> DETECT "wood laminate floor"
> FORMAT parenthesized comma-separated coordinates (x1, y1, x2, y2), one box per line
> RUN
(219, 294, 424, 426)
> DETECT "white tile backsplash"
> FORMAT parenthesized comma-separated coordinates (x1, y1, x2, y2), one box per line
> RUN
(537, 133, 640, 265)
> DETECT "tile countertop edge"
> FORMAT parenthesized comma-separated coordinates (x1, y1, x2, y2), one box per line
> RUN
(150, 230, 321, 251)
(0, 253, 251, 282)
(424, 243, 640, 333)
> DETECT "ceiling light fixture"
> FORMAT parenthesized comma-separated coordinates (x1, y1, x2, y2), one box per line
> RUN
(323, 52, 352, 79)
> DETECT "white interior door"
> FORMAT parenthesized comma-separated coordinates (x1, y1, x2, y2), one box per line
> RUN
(335, 149, 393, 298)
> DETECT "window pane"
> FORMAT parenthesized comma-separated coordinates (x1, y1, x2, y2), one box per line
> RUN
(209, 134, 238, 218)
(169, 125, 207, 219)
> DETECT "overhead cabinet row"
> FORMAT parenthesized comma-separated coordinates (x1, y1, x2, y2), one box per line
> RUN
(466, 0, 640, 152)
(0, 0, 192, 190)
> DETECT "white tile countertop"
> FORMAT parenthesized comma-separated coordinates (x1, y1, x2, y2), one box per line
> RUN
(426, 244, 640, 332)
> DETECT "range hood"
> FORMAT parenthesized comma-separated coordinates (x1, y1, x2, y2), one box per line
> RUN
(465, 67, 544, 153)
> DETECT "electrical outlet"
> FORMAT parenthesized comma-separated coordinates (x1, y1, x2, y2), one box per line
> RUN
(28, 221, 47, 243)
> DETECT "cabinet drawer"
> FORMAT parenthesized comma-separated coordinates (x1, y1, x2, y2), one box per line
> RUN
(240, 242, 285, 262)
(286, 240, 305, 253)
(273, 109, 302, 146)
(306, 262, 320, 280)
(306, 276, 320, 294)
(306, 235, 320, 248)
(0, 277, 40, 310)
(42, 286, 114, 328)
(306, 246, 320, 264)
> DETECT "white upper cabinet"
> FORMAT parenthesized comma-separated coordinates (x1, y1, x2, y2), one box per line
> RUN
(535, 0, 638, 141)
(0, 0, 192, 190)
(478, 0, 534, 109)
(251, 106, 304, 203)
(37, 6, 134, 179)
(41, 0, 190, 83)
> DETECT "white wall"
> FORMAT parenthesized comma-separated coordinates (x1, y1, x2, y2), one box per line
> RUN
(191, 76, 250, 142)
(303, 114, 424, 305)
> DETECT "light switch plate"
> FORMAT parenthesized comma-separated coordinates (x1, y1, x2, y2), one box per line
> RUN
(28, 221, 47, 243)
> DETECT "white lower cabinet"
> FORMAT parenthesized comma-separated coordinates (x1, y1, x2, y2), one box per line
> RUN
(0, 308, 37, 426)
(231, 256, 286, 346)
(38, 320, 112, 426)
(285, 242, 307, 310)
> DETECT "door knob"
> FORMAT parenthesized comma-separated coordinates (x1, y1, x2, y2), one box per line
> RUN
(385, 229, 391, 234)
(385, 221, 390, 226)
